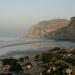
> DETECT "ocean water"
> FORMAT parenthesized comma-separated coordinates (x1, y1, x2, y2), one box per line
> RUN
(0, 37, 75, 58)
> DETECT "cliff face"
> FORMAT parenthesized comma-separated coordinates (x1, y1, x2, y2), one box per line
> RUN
(49, 17, 75, 40)
(27, 19, 69, 37)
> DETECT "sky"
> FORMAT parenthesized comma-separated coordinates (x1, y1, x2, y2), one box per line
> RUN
(0, 0, 75, 37)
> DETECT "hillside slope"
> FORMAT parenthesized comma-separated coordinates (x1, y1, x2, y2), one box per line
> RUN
(49, 17, 75, 41)
(27, 19, 69, 38)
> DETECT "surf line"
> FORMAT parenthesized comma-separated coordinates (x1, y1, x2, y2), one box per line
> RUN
(0, 41, 49, 48)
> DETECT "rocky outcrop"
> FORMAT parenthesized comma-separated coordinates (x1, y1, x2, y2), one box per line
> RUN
(49, 17, 75, 41)
(27, 19, 69, 38)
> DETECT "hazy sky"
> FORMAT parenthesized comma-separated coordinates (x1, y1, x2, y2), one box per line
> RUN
(0, 0, 75, 37)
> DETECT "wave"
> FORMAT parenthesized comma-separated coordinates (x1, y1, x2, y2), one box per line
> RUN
(0, 40, 51, 48)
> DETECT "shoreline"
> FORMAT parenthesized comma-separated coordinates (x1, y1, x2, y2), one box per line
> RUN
(0, 47, 75, 75)
(0, 50, 49, 59)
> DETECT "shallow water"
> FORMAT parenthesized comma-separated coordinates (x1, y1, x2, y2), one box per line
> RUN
(0, 37, 75, 57)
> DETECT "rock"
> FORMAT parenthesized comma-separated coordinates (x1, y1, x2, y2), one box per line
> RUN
(27, 16, 75, 41)
(27, 19, 69, 38)
(49, 17, 75, 41)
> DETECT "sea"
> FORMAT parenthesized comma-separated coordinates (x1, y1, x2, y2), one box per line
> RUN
(0, 37, 75, 58)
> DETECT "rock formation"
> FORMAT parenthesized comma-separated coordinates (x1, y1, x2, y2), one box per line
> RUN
(27, 17, 75, 41)
(49, 17, 75, 41)
(27, 19, 69, 38)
